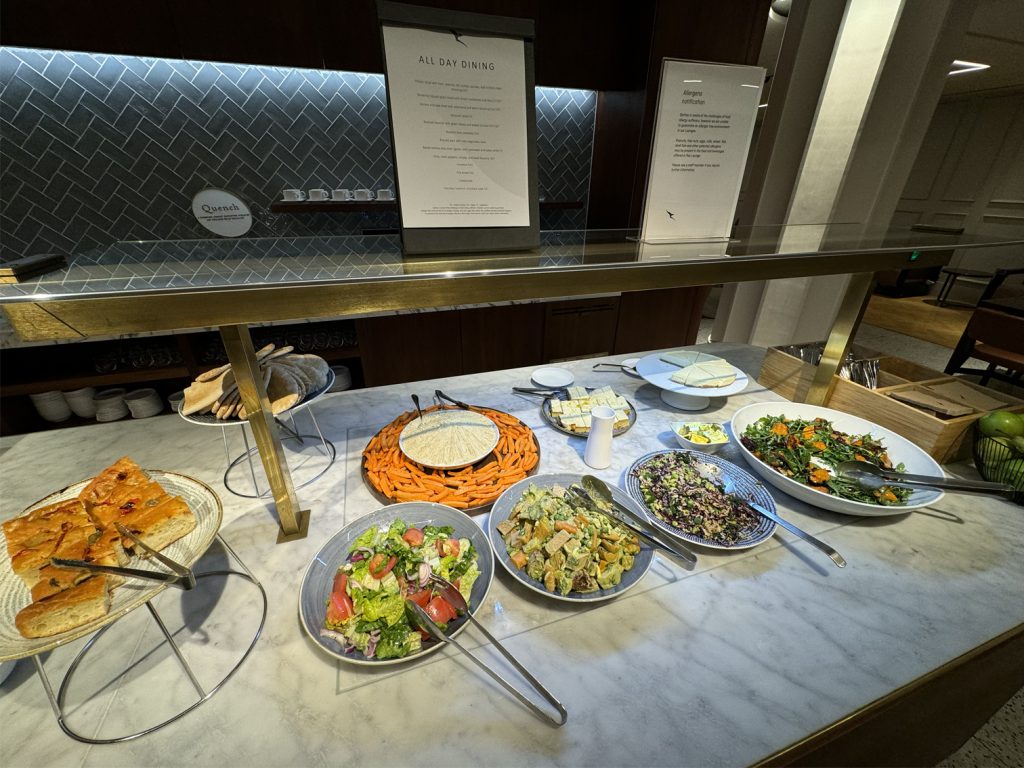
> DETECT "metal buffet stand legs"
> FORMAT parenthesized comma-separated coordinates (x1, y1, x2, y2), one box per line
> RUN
(219, 324, 310, 542)
(30, 536, 268, 744)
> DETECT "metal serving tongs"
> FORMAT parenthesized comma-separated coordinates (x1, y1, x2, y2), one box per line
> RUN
(511, 386, 562, 397)
(836, 460, 1016, 499)
(434, 389, 472, 409)
(566, 482, 697, 570)
(405, 574, 568, 727)
(51, 523, 197, 590)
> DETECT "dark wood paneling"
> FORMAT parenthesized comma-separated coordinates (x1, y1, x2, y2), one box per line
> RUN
(613, 286, 710, 354)
(460, 304, 544, 374)
(0, 0, 181, 58)
(318, 0, 384, 74)
(535, 1, 654, 89)
(627, 0, 772, 226)
(173, 1, 323, 68)
(587, 90, 648, 229)
(356, 311, 463, 386)
(542, 297, 620, 362)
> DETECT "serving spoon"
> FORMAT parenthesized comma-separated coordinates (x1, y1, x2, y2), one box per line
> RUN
(578, 475, 697, 569)
(410, 393, 424, 420)
(836, 460, 1015, 499)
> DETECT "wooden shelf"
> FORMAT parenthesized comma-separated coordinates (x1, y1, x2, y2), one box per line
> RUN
(270, 200, 396, 213)
(319, 347, 361, 362)
(269, 200, 584, 214)
(1, 366, 192, 397)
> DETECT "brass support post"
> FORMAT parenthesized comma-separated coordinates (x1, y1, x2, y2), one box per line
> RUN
(219, 325, 309, 542)
(804, 272, 876, 406)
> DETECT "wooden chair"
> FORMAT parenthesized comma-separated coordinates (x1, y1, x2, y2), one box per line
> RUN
(944, 307, 1024, 386)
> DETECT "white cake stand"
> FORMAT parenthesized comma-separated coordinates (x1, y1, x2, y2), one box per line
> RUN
(634, 352, 749, 410)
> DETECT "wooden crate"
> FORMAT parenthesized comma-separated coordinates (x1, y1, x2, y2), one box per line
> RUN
(758, 347, 1024, 462)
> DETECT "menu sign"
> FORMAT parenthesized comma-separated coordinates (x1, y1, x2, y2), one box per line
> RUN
(640, 60, 764, 243)
(382, 24, 530, 229)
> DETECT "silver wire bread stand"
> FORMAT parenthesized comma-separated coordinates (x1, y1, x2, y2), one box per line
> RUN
(1, 472, 268, 744)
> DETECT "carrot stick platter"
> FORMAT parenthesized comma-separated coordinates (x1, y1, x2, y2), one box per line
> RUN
(362, 404, 541, 514)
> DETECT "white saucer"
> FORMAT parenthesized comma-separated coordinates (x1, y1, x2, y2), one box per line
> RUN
(621, 358, 641, 377)
(531, 366, 574, 389)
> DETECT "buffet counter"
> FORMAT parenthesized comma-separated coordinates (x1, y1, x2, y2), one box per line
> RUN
(1, 345, 1022, 767)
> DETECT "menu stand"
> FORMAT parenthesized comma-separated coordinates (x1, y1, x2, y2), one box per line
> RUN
(30, 535, 267, 744)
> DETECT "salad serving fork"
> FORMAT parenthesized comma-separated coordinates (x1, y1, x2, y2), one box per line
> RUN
(405, 574, 568, 726)
(690, 459, 846, 568)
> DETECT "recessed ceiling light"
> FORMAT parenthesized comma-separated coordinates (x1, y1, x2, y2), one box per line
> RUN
(949, 59, 990, 76)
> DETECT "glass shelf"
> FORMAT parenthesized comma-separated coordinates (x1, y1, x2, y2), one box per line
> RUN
(1, 225, 1019, 304)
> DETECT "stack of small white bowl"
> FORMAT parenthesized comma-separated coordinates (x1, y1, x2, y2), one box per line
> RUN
(93, 388, 129, 422)
(28, 391, 72, 423)
(329, 365, 352, 392)
(167, 390, 185, 413)
(63, 386, 97, 418)
(124, 388, 163, 418)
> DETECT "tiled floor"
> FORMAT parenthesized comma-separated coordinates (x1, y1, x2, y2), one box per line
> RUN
(937, 687, 1024, 767)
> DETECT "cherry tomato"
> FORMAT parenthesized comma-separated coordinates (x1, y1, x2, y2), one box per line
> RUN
(326, 589, 354, 624)
(425, 596, 458, 625)
(406, 588, 431, 608)
(447, 539, 460, 557)
(402, 527, 424, 546)
(332, 572, 348, 595)
(368, 553, 397, 579)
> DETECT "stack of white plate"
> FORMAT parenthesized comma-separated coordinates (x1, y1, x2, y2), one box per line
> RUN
(93, 388, 129, 422)
(125, 388, 163, 418)
(63, 386, 97, 418)
(29, 391, 72, 422)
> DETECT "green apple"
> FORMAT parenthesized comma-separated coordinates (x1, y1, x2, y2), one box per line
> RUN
(978, 411, 1024, 438)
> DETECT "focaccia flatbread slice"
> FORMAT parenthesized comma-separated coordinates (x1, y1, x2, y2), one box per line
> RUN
(16, 574, 113, 639)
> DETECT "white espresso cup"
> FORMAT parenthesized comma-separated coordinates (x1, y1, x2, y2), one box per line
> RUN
(376, 188, 394, 201)
(282, 189, 306, 201)
(584, 406, 616, 469)
(332, 188, 352, 201)
(353, 188, 374, 201)
(308, 188, 329, 201)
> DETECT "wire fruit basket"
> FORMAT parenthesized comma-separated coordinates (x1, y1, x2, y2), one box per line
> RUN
(972, 425, 1024, 505)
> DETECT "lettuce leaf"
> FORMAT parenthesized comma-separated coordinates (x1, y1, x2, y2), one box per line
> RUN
(352, 525, 381, 550)
(354, 589, 405, 626)
(374, 626, 421, 660)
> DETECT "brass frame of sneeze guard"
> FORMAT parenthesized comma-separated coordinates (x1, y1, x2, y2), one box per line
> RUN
(219, 325, 310, 542)
(803, 272, 877, 405)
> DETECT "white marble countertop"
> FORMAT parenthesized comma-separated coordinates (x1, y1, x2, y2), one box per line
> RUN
(1, 344, 1022, 767)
